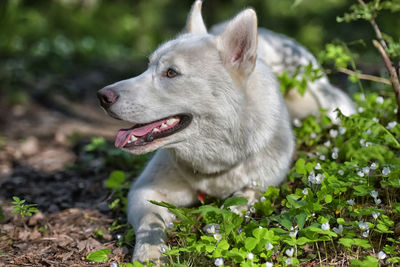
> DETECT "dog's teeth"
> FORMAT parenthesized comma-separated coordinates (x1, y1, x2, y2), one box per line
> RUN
(153, 128, 161, 133)
(166, 118, 179, 125)
(160, 123, 168, 129)
(131, 135, 138, 141)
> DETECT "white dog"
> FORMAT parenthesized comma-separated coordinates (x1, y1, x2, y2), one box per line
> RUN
(97, 1, 354, 264)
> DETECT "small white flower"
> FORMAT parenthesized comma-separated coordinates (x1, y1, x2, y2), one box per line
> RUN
(382, 167, 390, 176)
(168, 222, 174, 228)
(370, 162, 377, 170)
(339, 126, 346, 135)
(302, 188, 308, 195)
(360, 139, 366, 147)
(370, 190, 378, 199)
(376, 96, 384, 104)
(315, 173, 325, 184)
(360, 94, 366, 101)
(246, 252, 254, 260)
(362, 229, 370, 237)
(386, 121, 397, 130)
(324, 140, 331, 147)
(358, 107, 364, 113)
(265, 262, 273, 267)
(308, 172, 316, 184)
(285, 248, 294, 257)
(321, 222, 330, 231)
(293, 118, 302, 127)
(378, 251, 387, 260)
(358, 221, 369, 231)
(214, 258, 224, 266)
(338, 169, 344, 176)
(116, 234, 122, 241)
(250, 207, 256, 213)
(332, 152, 338, 159)
(205, 224, 219, 234)
(365, 142, 372, 147)
(333, 147, 339, 153)
(315, 163, 322, 170)
(310, 132, 317, 138)
(357, 171, 364, 177)
(374, 198, 382, 205)
(347, 199, 355, 205)
(333, 224, 344, 234)
(265, 242, 274, 250)
(260, 196, 266, 202)
(160, 245, 167, 253)
(289, 230, 298, 238)
(362, 167, 370, 175)
(366, 129, 372, 135)
(372, 117, 379, 122)
(213, 233, 222, 241)
(372, 211, 381, 220)
(230, 207, 239, 214)
(110, 262, 118, 267)
(319, 155, 326, 161)
(285, 258, 292, 265)
(329, 129, 338, 138)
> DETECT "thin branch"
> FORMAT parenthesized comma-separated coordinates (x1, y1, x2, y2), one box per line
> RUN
(373, 40, 400, 121)
(358, 0, 400, 121)
(337, 67, 391, 85)
(358, 0, 388, 50)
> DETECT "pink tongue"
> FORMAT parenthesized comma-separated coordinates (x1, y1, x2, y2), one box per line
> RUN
(114, 119, 167, 148)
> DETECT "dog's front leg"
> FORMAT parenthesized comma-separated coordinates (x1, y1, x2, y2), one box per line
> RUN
(229, 187, 261, 214)
(127, 151, 197, 265)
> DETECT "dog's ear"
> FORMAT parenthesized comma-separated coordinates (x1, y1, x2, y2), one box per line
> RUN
(217, 9, 258, 79)
(186, 0, 207, 34)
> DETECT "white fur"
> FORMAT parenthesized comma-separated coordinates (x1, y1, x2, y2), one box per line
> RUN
(99, 1, 353, 264)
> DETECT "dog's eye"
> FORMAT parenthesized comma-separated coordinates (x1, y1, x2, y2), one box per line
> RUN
(166, 68, 178, 78)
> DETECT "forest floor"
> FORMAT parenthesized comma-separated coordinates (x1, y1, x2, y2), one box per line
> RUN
(0, 99, 132, 266)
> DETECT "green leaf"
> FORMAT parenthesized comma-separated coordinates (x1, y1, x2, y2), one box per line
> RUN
(338, 238, 371, 249)
(295, 212, 307, 230)
(132, 261, 145, 267)
(223, 197, 248, 208)
(325, 194, 333, 204)
(105, 170, 126, 190)
(350, 256, 378, 267)
(277, 212, 293, 230)
(295, 158, 306, 175)
(244, 237, 258, 251)
(86, 248, 110, 263)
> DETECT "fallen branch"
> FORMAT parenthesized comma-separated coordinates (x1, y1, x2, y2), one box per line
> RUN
(337, 67, 391, 85)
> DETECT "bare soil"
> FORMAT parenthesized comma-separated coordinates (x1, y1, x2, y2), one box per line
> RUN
(0, 99, 133, 266)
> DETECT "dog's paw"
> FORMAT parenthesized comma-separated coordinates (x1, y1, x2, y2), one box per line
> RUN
(132, 243, 167, 266)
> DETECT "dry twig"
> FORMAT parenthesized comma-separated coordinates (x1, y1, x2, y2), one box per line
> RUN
(337, 67, 391, 85)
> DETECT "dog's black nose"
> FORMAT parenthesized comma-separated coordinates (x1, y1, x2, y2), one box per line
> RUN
(97, 87, 119, 109)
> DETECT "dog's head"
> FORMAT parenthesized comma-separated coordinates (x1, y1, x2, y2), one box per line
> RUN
(98, 1, 260, 165)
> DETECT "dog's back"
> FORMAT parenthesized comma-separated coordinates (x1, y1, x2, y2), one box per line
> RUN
(211, 23, 355, 121)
